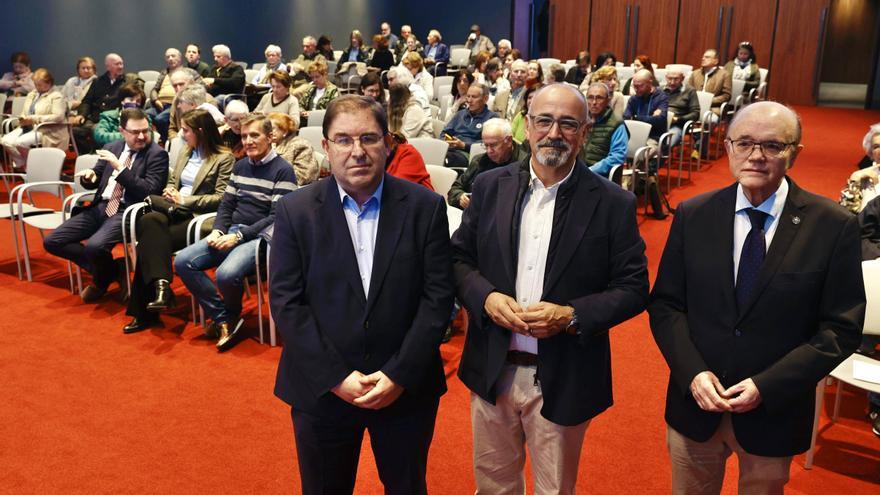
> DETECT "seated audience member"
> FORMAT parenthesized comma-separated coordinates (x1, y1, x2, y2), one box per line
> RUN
(267, 112, 319, 186)
(73, 53, 127, 153)
(442, 83, 498, 168)
(849, 124, 880, 186)
(123, 109, 235, 334)
(397, 34, 424, 65)
(594, 51, 617, 69)
(583, 82, 627, 177)
(565, 51, 591, 86)
(386, 132, 434, 190)
(0, 68, 67, 169)
(255, 70, 300, 121)
(586, 66, 625, 119)
(484, 58, 510, 96)
(317, 35, 335, 61)
(61, 56, 97, 112)
(663, 69, 700, 146)
(510, 83, 542, 143)
(204, 44, 245, 100)
(388, 82, 433, 139)
(251, 45, 290, 89)
(148, 48, 185, 141)
(525, 60, 543, 88)
(465, 24, 495, 58)
(449, 118, 526, 209)
(687, 48, 731, 119)
(724, 41, 760, 95)
(174, 113, 297, 352)
(496, 39, 512, 62)
(386, 67, 429, 110)
(447, 70, 475, 121)
(291, 36, 327, 75)
(502, 48, 522, 77)
(424, 29, 450, 76)
(358, 72, 386, 106)
(94, 83, 150, 148)
(298, 60, 339, 125)
(545, 63, 566, 84)
(184, 43, 211, 78)
(168, 77, 223, 141)
(621, 54, 657, 95)
(472, 51, 491, 84)
(624, 69, 668, 147)
(402, 52, 434, 101)
(220, 99, 249, 160)
(341, 30, 371, 65)
(491, 59, 528, 120)
(0, 52, 35, 96)
(380, 21, 399, 47)
(369, 34, 396, 73)
(44, 108, 169, 303)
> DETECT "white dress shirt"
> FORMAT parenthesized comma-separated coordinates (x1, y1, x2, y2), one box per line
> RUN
(101, 146, 135, 200)
(510, 162, 576, 353)
(732, 179, 788, 282)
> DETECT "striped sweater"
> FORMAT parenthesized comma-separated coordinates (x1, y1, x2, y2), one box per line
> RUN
(214, 152, 297, 241)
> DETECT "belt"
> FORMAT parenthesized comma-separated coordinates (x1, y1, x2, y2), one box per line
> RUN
(506, 350, 538, 366)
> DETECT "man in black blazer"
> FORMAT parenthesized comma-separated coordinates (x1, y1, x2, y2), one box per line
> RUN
(270, 95, 454, 495)
(649, 101, 864, 493)
(44, 108, 168, 302)
(452, 84, 649, 493)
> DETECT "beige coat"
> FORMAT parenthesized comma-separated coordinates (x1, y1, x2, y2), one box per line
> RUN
(21, 89, 69, 150)
(168, 147, 235, 213)
(275, 134, 319, 186)
(687, 67, 732, 111)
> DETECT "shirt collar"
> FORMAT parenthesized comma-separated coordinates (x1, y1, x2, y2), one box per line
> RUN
(528, 160, 576, 192)
(735, 177, 788, 220)
(249, 149, 277, 166)
(338, 176, 385, 211)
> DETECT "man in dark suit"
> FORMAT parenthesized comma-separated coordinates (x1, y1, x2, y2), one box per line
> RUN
(44, 108, 168, 303)
(270, 95, 454, 495)
(452, 84, 649, 493)
(649, 101, 864, 493)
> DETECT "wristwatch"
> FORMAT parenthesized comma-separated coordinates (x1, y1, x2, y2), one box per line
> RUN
(235, 231, 244, 243)
(565, 309, 580, 336)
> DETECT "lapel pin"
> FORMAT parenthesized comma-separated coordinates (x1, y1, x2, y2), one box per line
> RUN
(792, 216, 801, 225)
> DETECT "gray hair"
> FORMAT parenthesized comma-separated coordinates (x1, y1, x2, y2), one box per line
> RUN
(428, 29, 442, 41)
(176, 84, 208, 107)
(302, 36, 317, 45)
(470, 82, 490, 98)
(165, 48, 181, 58)
(389, 67, 413, 86)
(264, 44, 282, 56)
(224, 99, 249, 117)
(482, 118, 512, 137)
(498, 39, 512, 49)
(170, 68, 199, 83)
(586, 81, 611, 98)
(212, 44, 231, 58)
(863, 123, 880, 157)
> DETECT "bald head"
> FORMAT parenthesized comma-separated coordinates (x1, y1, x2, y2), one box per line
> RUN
(631, 69, 654, 97)
(105, 53, 124, 78)
(527, 84, 589, 172)
(728, 101, 802, 145)
(532, 83, 588, 120)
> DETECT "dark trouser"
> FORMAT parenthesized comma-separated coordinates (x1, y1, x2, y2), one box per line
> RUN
(43, 203, 123, 288)
(445, 149, 469, 168)
(291, 398, 439, 495)
(126, 211, 191, 319)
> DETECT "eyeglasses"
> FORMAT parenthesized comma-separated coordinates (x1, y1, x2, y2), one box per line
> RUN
(327, 133, 385, 150)
(528, 115, 586, 135)
(123, 128, 151, 137)
(586, 95, 608, 101)
(726, 139, 794, 158)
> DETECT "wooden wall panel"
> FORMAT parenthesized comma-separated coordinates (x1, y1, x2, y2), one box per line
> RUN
(676, 0, 726, 65)
(724, 0, 777, 67)
(549, 0, 592, 61)
(770, 0, 832, 104)
(589, 0, 630, 61)
(821, 0, 878, 83)
(630, 0, 680, 65)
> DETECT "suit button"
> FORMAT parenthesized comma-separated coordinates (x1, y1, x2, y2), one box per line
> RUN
(734, 329, 742, 337)
(364, 321, 369, 329)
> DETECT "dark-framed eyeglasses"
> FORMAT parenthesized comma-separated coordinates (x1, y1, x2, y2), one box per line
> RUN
(726, 138, 794, 158)
(327, 133, 385, 150)
(527, 114, 585, 135)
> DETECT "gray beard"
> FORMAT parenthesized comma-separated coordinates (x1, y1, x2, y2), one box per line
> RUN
(535, 146, 572, 168)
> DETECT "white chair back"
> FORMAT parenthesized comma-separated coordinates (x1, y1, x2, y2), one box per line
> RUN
(425, 165, 456, 200)
(233, 61, 248, 70)
(409, 137, 449, 166)
(469, 142, 487, 159)
(429, 104, 441, 119)
(624, 120, 652, 159)
(449, 48, 471, 69)
(307, 110, 326, 127)
(537, 58, 561, 75)
(333, 50, 343, 61)
(731, 79, 746, 101)
(25, 148, 67, 194)
(432, 118, 446, 138)
(616, 66, 634, 83)
(10, 96, 26, 117)
(0, 94, 7, 115)
(299, 127, 324, 152)
(759, 68, 769, 85)
(695, 91, 714, 121)
(439, 94, 453, 121)
(433, 76, 454, 98)
(143, 80, 157, 101)
(251, 63, 266, 72)
(167, 136, 185, 169)
(654, 68, 667, 86)
(666, 64, 693, 73)
(446, 204, 462, 237)
(863, 259, 880, 335)
(245, 69, 260, 84)
(73, 154, 100, 193)
(137, 70, 160, 82)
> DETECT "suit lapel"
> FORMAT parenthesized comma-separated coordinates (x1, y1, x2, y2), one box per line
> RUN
(714, 185, 738, 310)
(365, 176, 408, 315)
(736, 178, 804, 322)
(320, 178, 367, 305)
(542, 166, 598, 295)
(496, 171, 520, 289)
(190, 152, 216, 193)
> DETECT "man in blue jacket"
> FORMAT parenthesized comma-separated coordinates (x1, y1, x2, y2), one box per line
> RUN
(442, 83, 498, 168)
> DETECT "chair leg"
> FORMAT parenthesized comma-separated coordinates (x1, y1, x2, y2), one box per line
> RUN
(67, 261, 75, 293)
(805, 378, 826, 469)
(10, 212, 23, 280)
(832, 380, 844, 421)
(255, 243, 265, 345)
(20, 217, 33, 282)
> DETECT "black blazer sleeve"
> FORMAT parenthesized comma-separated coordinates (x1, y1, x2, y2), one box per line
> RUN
(118, 144, 169, 203)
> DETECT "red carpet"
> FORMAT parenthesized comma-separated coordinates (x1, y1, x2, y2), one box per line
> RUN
(1, 105, 879, 493)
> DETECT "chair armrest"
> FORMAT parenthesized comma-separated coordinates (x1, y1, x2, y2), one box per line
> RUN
(121, 202, 148, 246)
(61, 191, 96, 218)
(188, 212, 219, 245)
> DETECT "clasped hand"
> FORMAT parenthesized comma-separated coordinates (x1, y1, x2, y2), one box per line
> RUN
(483, 292, 573, 339)
(162, 186, 183, 205)
(205, 230, 239, 251)
(332, 370, 403, 410)
(690, 371, 762, 413)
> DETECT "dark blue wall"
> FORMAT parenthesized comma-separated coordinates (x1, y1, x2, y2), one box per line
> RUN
(0, 0, 511, 82)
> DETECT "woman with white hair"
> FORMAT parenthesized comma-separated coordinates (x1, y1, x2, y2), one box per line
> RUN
(251, 44, 289, 87)
(850, 124, 880, 185)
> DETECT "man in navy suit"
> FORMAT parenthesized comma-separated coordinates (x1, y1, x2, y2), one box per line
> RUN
(452, 84, 649, 493)
(270, 95, 454, 495)
(649, 102, 864, 493)
(44, 108, 168, 302)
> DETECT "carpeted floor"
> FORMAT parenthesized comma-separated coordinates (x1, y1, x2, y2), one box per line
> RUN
(0, 105, 878, 494)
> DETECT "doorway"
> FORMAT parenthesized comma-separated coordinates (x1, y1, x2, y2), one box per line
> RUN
(817, 0, 880, 108)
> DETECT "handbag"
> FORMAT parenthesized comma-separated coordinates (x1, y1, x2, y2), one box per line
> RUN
(145, 195, 193, 223)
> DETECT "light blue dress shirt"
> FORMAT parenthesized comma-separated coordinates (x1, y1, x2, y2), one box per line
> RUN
(338, 179, 384, 297)
(732, 178, 788, 282)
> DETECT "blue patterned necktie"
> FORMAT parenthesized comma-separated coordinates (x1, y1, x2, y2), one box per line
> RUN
(736, 209, 770, 310)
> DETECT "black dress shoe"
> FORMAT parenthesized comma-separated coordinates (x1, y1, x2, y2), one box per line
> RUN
(217, 319, 245, 352)
(80, 284, 107, 303)
(123, 317, 159, 334)
(146, 279, 177, 312)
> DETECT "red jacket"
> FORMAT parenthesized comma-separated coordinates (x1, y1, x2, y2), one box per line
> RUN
(386, 143, 434, 191)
